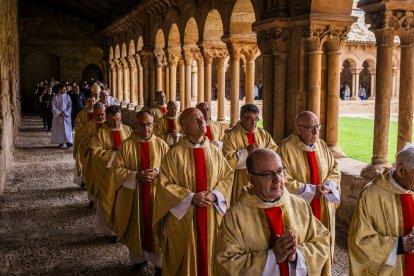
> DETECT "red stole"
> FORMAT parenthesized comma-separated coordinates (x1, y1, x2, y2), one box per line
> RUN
(193, 148, 208, 276)
(96, 122, 102, 130)
(306, 151, 321, 220)
(88, 112, 94, 121)
(168, 118, 175, 133)
(140, 142, 152, 252)
(246, 132, 256, 145)
(205, 125, 213, 141)
(160, 106, 167, 114)
(264, 207, 289, 276)
(400, 194, 414, 275)
(112, 130, 121, 150)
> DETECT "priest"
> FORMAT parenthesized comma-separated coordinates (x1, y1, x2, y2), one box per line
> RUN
(73, 94, 95, 187)
(349, 144, 414, 275)
(196, 102, 225, 149)
(216, 149, 330, 275)
(277, 111, 340, 275)
(51, 84, 73, 149)
(154, 100, 181, 146)
(109, 110, 169, 274)
(148, 91, 167, 122)
(222, 104, 278, 204)
(90, 105, 132, 237)
(153, 107, 233, 276)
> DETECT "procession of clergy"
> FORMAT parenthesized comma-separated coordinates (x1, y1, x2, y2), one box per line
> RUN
(66, 83, 414, 276)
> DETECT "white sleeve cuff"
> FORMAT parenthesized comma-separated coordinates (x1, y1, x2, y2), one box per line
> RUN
(213, 141, 223, 149)
(122, 172, 137, 190)
(170, 192, 194, 220)
(236, 149, 248, 169)
(297, 184, 316, 203)
(211, 190, 227, 216)
(323, 181, 341, 203)
(263, 249, 278, 275)
(385, 240, 398, 266)
(289, 248, 307, 276)
(106, 151, 116, 168)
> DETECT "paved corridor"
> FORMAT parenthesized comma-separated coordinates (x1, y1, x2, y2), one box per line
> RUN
(0, 116, 349, 275)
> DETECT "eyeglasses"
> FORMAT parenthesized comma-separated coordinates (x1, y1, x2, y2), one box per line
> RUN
(250, 168, 286, 181)
(299, 124, 321, 132)
(242, 115, 260, 123)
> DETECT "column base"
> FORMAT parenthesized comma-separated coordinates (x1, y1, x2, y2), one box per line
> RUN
(135, 105, 144, 112)
(121, 101, 129, 108)
(350, 96, 359, 100)
(328, 145, 347, 158)
(360, 162, 393, 179)
(367, 96, 375, 100)
(127, 103, 137, 110)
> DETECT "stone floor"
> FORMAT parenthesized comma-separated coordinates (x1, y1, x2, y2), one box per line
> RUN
(0, 115, 349, 275)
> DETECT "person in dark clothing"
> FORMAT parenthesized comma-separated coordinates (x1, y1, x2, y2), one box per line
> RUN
(41, 86, 54, 130)
(69, 84, 85, 129)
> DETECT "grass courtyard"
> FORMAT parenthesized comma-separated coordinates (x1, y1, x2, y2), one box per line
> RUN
(338, 117, 407, 164)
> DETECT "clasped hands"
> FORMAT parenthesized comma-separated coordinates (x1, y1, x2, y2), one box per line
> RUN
(191, 191, 217, 207)
(315, 184, 332, 198)
(273, 230, 297, 263)
(136, 168, 158, 182)
(403, 227, 414, 254)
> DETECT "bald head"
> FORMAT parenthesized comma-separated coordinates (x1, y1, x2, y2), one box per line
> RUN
(179, 108, 206, 142)
(246, 148, 281, 174)
(295, 111, 320, 146)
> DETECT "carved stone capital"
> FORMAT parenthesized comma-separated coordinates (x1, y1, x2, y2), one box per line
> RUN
(127, 56, 137, 71)
(109, 60, 116, 71)
(167, 48, 181, 66)
(397, 16, 414, 46)
(257, 29, 275, 55)
(372, 28, 396, 46)
(182, 46, 200, 65)
(153, 49, 165, 67)
(304, 28, 323, 52)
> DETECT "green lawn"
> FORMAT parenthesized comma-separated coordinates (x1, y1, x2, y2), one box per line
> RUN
(339, 117, 409, 164)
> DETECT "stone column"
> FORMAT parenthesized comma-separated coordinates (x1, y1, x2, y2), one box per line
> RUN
(306, 33, 322, 118)
(397, 33, 414, 151)
(362, 28, 395, 177)
(191, 61, 198, 101)
(179, 59, 185, 111)
(134, 54, 144, 107)
(216, 56, 227, 121)
(127, 56, 137, 107)
(140, 51, 152, 107)
(116, 60, 123, 101)
(350, 68, 361, 100)
(244, 45, 258, 104)
(163, 57, 169, 100)
(154, 50, 164, 92)
(184, 54, 192, 109)
(109, 61, 117, 99)
(227, 43, 242, 126)
(197, 57, 205, 103)
(326, 40, 346, 157)
(368, 68, 376, 99)
(121, 59, 130, 105)
(203, 54, 213, 107)
(168, 49, 180, 101)
(392, 67, 398, 98)
(273, 52, 288, 143)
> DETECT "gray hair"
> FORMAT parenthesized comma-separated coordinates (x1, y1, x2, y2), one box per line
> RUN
(100, 90, 109, 96)
(396, 143, 414, 171)
(93, 102, 105, 111)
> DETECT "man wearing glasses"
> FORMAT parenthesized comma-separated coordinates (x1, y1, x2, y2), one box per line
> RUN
(216, 149, 330, 275)
(277, 111, 340, 276)
(223, 104, 278, 204)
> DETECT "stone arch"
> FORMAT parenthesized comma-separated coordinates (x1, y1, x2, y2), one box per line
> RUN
(121, 43, 127, 57)
(137, 36, 144, 51)
(82, 63, 103, 82)
(203, 9, 225, 45)
(184, 17, 199, 46)
(342, 56, 357, 69)
(168, 23, 180, 47)
(155, 29, 166, 49)
(229, 0, 256, 35)
(128, 40, 135, 56)
(363, 58, 376, 69)
(114, 44, 120, 59)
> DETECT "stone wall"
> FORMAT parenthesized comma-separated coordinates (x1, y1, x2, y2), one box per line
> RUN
(0, 0, 20, 194)
(19, 2, 104, 113)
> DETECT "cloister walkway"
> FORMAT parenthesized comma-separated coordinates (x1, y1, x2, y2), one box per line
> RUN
(0, 115, 349, 275)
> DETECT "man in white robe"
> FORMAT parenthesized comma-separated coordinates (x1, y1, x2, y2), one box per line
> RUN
(51, 84, 73, 148)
